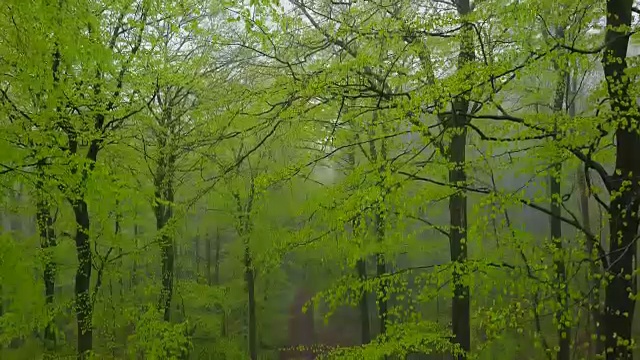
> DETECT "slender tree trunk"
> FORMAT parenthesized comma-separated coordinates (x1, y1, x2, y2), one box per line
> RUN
(550, 50, 570, 360)
(176, 242, 182, 281)
(601, 1, 639, 359)
(347, 130, 371, 345)
(368, 112, 388, 342)
(242, 209, 257, 360)
(36, 174, 57, 348)
(447, 123, 470, 360)
(209, 228, 226, 339)
(374, 213, 387, 337)
(445, 2, 474, 358)
(155, 183, 175, 322)
(567, 67, 600, 358)
(154, 148, 176, 322)
(214, 228, 221, 286)
(0, 211, 6, 317)
(71, 199, 93, 358)
(245, 241, 257, 360)
(114, 200, 123, 299)
(39, 210, 57, 346)
(550, 163, 570, 360)
(206, 232, 212, 286)
(356, 257, 371, 344)
(132, 224, 139, 289)
(66, 142, 100, 360)
(151, 91, 180, 322)
(213, 229, 226, 338)
(195, 235, 200, 281)
(234, 185, 257, 360)
(577, 167, 602, 359)
(158, 230, 175, 322)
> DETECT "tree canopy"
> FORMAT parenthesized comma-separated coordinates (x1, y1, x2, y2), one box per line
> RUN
(0, 0, 639, 359)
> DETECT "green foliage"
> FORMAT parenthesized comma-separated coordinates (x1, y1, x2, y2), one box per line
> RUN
(126, 305, 193, 359)
(0, 232, 45, 346)
(1, 0, 639, 359)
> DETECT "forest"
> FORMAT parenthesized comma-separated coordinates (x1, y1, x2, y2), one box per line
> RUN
(0, 0, 639, 359)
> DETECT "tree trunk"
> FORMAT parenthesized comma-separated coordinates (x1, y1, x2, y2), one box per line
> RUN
(234, 184, 257, 360)
(348, 132, 371, 345)
(550, 162, 570, 360)
(245, 240, 257, 360)
(114, 200, 123, 299)
(0, 210, 6, 317)
(368, 112, 388, 342)
(601, 1, 640, 359)
(448, 123, 470, 360)
(375, 214, 387, 337)
(206, 231, 212, 286)
(132, 224, 139, 289)
(214, 228, 221, 286)
(447, 2, 474, 358)
(68, 144, 99, 360)
(155, 192, 175, 322)
(577, 167, 602, 359)
(159, 230, 175, 322)
(154, 151, 176, 322)
(209, 228, 226, 339)
(195, 235, 200, 281)
(36, 176, 57, 348)
(356, 257, 371, 344)
(71, 199, 93, 358)
(550, 50, 570, 360)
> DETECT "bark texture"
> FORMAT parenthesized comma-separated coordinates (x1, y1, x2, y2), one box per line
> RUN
(447, 0, 474, 357)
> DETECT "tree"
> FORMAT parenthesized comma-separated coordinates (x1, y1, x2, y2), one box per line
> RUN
(599, 1, 639, 358)
(1, 1, 174, 355)
(135, 0, 223, 321)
